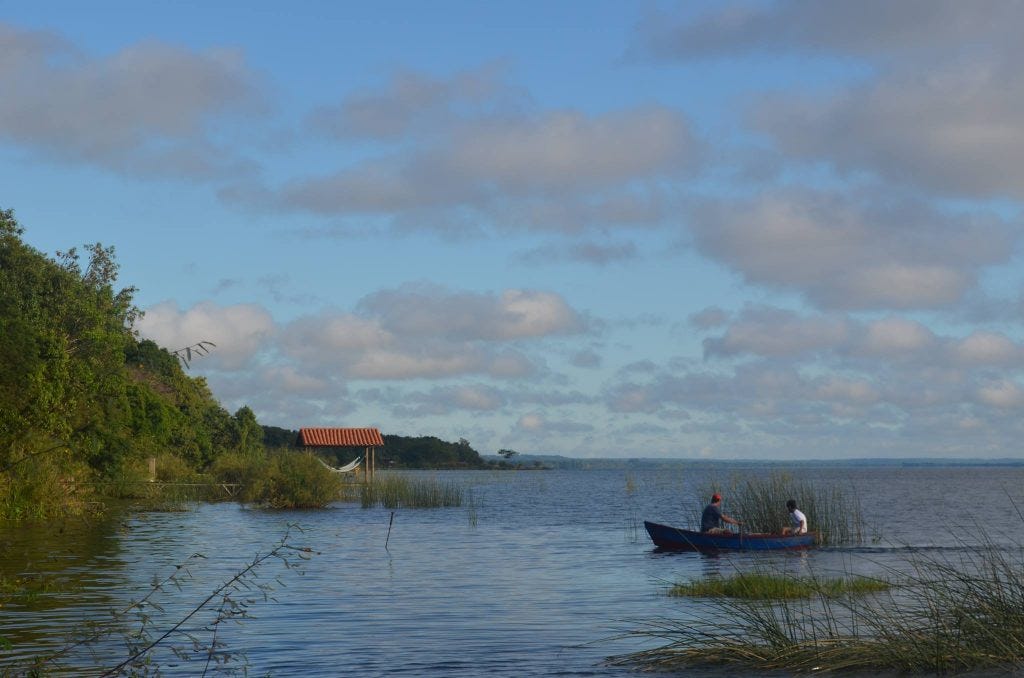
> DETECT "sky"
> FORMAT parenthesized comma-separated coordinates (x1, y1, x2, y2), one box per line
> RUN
(3, 1, 1024, 460)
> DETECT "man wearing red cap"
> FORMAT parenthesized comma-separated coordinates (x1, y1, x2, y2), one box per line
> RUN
(700, 492, 741, 533)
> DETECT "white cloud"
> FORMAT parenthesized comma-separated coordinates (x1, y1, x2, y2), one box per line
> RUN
(636, 1, 1019, 60)
(267, 66, 701, 239)
(137, 301, 274, 369)
(861, 317, 935, 356)
(307, 63, 512, 141)
(275, 284, 586, 381)
(703, 306, 850, 358)
(954, 331, 1021, 366)
(976, 380, 1024, 409)
(357, 284, 586, 340)
(0, 22, 263, 179)
(688, 190, 1014, 310)
(755, 57, 1024, 199)
(642, 2, 1024, 200)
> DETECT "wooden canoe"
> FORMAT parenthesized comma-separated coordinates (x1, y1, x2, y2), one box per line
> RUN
(644, 520, 816, 551)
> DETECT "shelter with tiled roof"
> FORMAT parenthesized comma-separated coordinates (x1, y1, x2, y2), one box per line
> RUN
(298, 427, 383, 481)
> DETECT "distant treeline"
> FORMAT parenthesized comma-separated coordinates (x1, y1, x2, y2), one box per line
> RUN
(262, 426, 502, 469)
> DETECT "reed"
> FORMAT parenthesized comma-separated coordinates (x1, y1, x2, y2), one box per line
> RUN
(615, 529, 1024, 674)
(669, 573, 890, 600)
(699, 471, 865, 544)
(467, 488, 478, 526)
(360, 473, 463, 509)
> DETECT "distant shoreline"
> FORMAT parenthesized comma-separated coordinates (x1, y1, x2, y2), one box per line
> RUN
(482, 455, 1024, 470)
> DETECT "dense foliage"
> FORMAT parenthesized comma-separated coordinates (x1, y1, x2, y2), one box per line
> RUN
(381, 434, 487, 468)
(0, 210, 268, 518)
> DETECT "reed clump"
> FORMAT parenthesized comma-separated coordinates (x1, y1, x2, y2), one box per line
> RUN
(669, 573, 890, 600)
(616, 532, 1024, 674)
(701, 471, 865, 545)
(360, 473, 463, 508)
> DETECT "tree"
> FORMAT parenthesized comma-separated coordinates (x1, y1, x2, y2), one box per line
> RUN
(498, 449, 518, 461)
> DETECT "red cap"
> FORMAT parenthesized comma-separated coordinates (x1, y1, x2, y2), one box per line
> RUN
(711, 493, 721, 502)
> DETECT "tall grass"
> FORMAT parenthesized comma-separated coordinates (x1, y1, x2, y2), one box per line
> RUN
(615, 529, 1024, 674)
(0, 447, 97, 519)
(669, 573, 890, 600)
(699, 471, 865, 544)
(360, 473, 463, 508)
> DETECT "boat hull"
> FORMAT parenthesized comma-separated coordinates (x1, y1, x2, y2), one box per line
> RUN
(644, 521, 816, 551)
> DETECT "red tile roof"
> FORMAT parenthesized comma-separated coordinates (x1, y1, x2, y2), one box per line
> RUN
(299, 427, 384, 447)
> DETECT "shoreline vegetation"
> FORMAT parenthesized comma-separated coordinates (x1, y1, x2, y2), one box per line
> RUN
(0, 209, 536, 520)
(614, 488, 1024, 676)
(616, 530, 1024, 675)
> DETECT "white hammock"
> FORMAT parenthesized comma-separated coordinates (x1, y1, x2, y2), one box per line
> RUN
(318, 456, 362, 473)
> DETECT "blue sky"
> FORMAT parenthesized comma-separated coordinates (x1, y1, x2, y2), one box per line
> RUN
(4, 1, 1024, 459)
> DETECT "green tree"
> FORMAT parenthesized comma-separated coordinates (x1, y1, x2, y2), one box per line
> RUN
(230, 406, 264, 458)
(1, 208, 268, 517)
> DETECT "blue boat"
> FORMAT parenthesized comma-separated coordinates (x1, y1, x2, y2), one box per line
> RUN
(644, 520, 817, 551)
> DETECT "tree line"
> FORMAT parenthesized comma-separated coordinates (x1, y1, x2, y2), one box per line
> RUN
(0, 208, 267, 517)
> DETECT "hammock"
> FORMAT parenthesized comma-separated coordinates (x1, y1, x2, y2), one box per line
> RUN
(318, 457, 362, 473)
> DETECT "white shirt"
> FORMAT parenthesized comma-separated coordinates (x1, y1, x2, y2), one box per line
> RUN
(790, 509, 807, 534)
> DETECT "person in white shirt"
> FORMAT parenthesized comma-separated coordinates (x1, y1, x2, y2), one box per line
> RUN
(782, 499, 807, 535)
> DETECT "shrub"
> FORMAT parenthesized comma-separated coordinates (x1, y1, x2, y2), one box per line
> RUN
(259, 452, 342, 509)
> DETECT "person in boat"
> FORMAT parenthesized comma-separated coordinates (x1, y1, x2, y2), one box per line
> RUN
(700, 493, 741, 533)
(782, 499, 807, 535)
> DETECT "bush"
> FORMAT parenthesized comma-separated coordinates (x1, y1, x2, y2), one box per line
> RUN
(262, 452, 343, 509)
(208, 450, 267, 501)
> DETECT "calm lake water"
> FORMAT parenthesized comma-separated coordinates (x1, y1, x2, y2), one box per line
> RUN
(3, 464, 1024, 676)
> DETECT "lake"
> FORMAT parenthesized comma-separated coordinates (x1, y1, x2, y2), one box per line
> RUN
(2, 464, 1024, 676)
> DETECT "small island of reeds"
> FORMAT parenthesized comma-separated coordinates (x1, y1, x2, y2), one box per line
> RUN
(669, 573, 890, 600)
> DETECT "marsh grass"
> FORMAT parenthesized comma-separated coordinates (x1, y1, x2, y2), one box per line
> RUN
(0, 447, 96, 519)
(669, 573, 891, 600)
(616, 529, 1024, 674)
(360, 473, 463, 508)
(699, 471, 865, 545)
